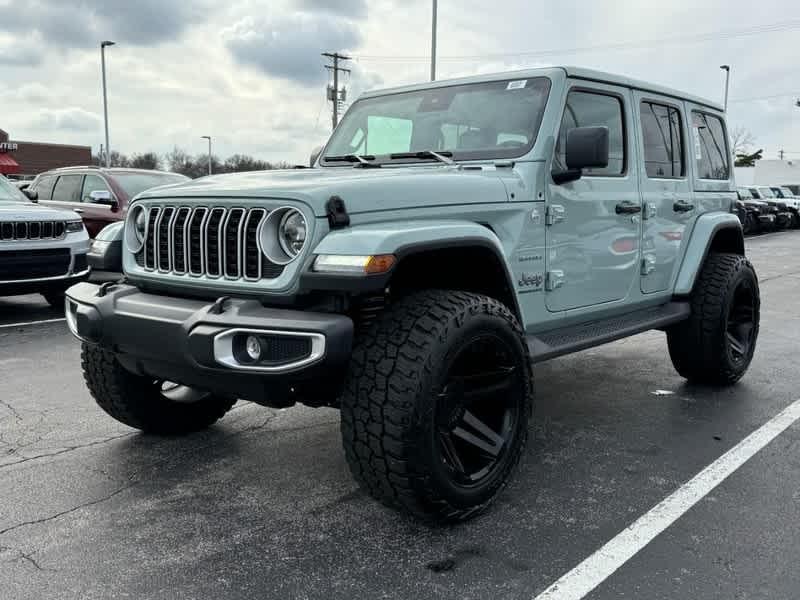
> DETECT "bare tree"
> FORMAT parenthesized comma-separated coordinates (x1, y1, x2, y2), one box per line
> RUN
(730, 126, 755, 156)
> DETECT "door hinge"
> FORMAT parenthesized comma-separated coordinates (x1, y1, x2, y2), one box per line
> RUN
(641, 254, 657, 275)
(545, 270, 565, 291)
(644, 203, 657, 220)
(545, 204, 566, 226)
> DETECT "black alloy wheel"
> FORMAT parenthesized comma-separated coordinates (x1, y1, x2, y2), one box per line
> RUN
(435, 334, 524, 488)
(726, 278, 757, 367)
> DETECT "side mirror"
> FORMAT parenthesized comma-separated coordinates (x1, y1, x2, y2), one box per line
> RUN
(553, 126, 610, 185)
(24, 189, 39, 202)
(89, 190, 117, 207)
(309, 145, 323, 167)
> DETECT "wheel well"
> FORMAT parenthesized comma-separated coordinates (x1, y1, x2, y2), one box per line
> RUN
(708, 225, 745, 256)
(387, 245, 520, 319)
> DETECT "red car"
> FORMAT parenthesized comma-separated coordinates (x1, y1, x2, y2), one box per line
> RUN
(26, 166, 189, 238)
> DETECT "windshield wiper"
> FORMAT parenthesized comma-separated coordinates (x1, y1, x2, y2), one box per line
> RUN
(324, 154, 380, 168)
(389, 150, 454, 165)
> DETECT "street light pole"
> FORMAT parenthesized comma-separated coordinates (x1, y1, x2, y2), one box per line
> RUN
(430, 0, 438, 81)
(201, 136, 212, 175)
(101, 41, 116, 167)
(720, 64, 730, 112)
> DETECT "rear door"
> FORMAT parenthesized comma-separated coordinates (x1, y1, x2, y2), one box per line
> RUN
(634, 93, 693, 294)
(545, 83, 642, 312)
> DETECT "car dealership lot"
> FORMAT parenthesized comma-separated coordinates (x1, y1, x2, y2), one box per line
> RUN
(1, 232, 799, 600)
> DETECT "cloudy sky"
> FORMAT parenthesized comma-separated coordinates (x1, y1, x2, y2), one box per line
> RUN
(1, 0, 798, 165)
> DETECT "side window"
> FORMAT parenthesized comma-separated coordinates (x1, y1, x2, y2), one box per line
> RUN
(33, 175, 55, 200)
(640, 102, 684, 178)
(692, 112, 730, 180)
(554, 90, 625, 176)
(81, 174, 111, 203)
(51, 175, 84, 203)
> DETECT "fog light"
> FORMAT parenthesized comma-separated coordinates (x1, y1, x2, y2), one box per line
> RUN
(245, 335, 262, 361)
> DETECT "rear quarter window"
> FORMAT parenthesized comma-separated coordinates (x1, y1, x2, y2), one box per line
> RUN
(691, 112, 730, 180)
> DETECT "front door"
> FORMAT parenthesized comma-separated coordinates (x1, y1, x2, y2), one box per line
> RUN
(545, 84, 641, 312)
(634, 93, 693, 294)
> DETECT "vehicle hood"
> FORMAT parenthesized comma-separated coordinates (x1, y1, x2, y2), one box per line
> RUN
(136, 166, 511, 216)
(0, 202, 80, 221)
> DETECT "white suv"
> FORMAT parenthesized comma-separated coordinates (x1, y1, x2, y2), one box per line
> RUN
(0, 175, 90, 306)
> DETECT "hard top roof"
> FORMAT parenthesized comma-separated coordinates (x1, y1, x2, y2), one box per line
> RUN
(361, 66, 723, 112)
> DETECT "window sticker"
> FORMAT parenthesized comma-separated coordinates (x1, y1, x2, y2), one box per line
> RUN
(506, 80, 527, 90)
(693, 126, 703, 160)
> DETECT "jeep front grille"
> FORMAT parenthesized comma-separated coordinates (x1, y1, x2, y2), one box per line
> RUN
(135, 206, 285, 281)
(0, 221, 66, 241)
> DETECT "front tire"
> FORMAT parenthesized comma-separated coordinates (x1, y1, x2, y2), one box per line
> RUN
(81, 344, 237, 434)
(340, 290, 533, 523)
(667, 253, 759, 385)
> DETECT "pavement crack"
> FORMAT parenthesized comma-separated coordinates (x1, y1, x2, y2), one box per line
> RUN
(0, 398, 22, 423)
(0, 482, 136, 537)
(0, 432, 135, 470)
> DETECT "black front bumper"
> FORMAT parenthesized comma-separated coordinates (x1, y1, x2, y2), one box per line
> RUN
(65, 282, 354, 405)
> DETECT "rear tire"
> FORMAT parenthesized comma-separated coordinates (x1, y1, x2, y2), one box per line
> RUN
(340, 290, 533, 523)
(667, 253, 759, 385)
(81, 344, 236, 434)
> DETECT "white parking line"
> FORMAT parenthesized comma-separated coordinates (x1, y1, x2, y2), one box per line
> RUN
(534, 397, 800, 600)
(0, 317, 66, 330)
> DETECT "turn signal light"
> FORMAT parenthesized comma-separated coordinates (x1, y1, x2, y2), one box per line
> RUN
(364, 254, 396, 274)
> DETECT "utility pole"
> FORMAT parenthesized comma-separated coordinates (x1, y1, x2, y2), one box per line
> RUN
(720, 65, 730, 112)
(323, 52, 351, 131)
(431, 0, 438, 81)
(101, 40, 116, 167)
(779, 149, 785, 160)
(201, 136, 212, 175)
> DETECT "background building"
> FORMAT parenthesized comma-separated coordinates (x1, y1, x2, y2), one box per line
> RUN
(0, 128, 92, 179)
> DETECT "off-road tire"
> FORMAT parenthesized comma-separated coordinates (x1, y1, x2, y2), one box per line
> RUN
(667, 253, 759, 385)
(81, 344, 237, 434)
(340, 290, 533, 523)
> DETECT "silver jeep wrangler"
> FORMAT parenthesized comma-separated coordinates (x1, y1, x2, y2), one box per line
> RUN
(66, 67, 758, 522)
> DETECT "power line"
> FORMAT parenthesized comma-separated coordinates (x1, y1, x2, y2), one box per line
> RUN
(352, 19, 800, 63)
(729, 92, 799, 104)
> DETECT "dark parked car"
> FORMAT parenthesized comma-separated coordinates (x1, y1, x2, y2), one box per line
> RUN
(737, 187, 776, 233)
(748, 186, 793, 229)
(25, 166, 189, 238)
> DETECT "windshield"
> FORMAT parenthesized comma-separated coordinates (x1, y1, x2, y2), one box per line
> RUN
(779, 187, 795, 198)
(322, 77, 551, 164)
(737, 188, 753, 200)
(113, 172, 188, 198)
(0, 176, 29, 204)
(757, 187, 776, 198)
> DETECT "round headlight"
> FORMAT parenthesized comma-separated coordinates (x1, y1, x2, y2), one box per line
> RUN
(259, 207, 308, 265)
(125, 204, 148, 254)
(278, 210, 307, 257)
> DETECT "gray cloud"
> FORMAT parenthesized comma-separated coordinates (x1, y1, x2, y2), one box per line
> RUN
(0, 40, 44, 66)
(224, 13, 363, 85)
(0, 0, 209, 48)
(298, 0, 368, 19)
(32, 108, 102, 132)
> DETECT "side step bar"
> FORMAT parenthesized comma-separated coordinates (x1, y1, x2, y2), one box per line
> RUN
(527, 301, 690, 363)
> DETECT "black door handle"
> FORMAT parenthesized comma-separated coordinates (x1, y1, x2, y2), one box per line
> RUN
(615, 201, 642, 215)
(673, 200, 695, 213)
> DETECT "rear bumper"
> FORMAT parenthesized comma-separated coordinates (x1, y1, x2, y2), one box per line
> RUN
(65, 282, 354, 405)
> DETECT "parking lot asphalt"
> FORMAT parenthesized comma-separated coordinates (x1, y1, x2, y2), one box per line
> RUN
(1, 232, 800, 600)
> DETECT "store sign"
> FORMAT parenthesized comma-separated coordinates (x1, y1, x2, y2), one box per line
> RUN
(0, 142, 18, 152)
